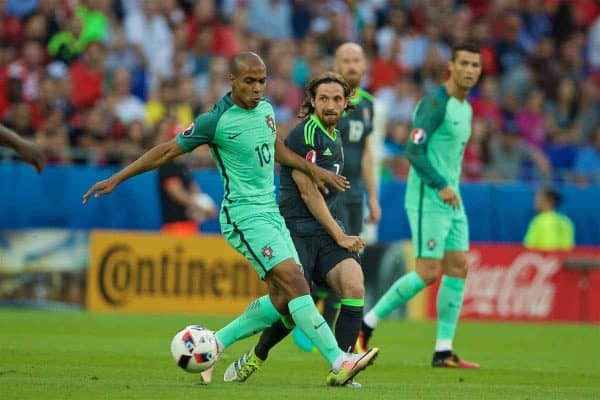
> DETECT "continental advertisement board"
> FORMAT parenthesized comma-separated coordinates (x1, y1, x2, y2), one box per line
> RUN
(86, 231, 267, 314)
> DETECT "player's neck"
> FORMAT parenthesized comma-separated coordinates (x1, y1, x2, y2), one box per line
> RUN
(444, 80, 468, 102)
(350, 86, 360, 100)
(229, 92, 256, 110)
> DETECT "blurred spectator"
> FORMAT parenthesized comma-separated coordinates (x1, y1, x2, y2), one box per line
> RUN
(157, 123, 216, 236)
(574, 127, 600, 185)
(0, 0, 596, 188)
(35, 108, 70, 163)
(124, 0, 173, 88)
(376, 75, 420, 125)
(47, 15, 86, 63)
(462, 117, 490, 181)
(186, 0, 241, 58)
(8, 39, 45, 102)
(471, 76, 503, 130)
(486, 121, 550, 182)
(69, 41, 105, 109)
(575, 78, 600, 143)
(105, 67, 145, 125)
(516, 89, 549, 149)
(75, 0, 109, 45)
(545, 76, 579, 143)
(369, 36, 406, 93)
(247, 0, 292, 40)
(524, 187, 574, 251)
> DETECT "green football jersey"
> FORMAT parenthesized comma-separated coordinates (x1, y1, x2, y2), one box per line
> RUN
(176, 94, 279, 221)
(405, 85, 472, 212)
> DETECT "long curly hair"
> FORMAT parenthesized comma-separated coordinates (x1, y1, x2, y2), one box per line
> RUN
(297, 72, 354, 119)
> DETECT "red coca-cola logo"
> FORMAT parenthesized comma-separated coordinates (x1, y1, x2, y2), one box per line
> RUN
(462, 251, 561, 318)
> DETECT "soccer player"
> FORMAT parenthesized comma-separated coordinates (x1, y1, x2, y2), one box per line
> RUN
(308, 42, 382, 333)
(223, 72, 369, 386)
(0, 123, 46, 172)
(82, 52, 378, 386)
(356, 43, 482, 369)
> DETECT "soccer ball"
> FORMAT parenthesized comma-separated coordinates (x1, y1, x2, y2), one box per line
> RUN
(170, 325, 219, 373)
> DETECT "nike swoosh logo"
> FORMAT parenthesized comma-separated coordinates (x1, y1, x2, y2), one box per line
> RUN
(314, 321, 326, 330)
(228, 132, 244, 139)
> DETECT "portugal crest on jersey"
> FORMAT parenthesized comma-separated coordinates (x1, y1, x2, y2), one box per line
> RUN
(265, 115, 276, 135)
(262, 246, 274, 260)
(410, 128, 427, 144)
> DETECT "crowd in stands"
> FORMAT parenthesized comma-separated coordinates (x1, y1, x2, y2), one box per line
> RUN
(1, 0, 599, 185)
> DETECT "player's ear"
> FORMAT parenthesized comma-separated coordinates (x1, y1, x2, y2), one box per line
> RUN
(228, 73, 236, 86)
(311, 98, 316, 108)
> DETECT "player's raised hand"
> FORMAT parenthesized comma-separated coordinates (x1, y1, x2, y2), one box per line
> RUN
(439, 186, 460, 209)
(82, 178, 118, 204)
(336, 234, 366, 253)
(311, 165, 350, 194)
(365, 194, 381, 224)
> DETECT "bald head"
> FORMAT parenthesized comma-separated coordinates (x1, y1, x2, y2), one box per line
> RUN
(334, 42, 366, 88)
(335, 42, 365, 60)
(230, 52, 266, 76)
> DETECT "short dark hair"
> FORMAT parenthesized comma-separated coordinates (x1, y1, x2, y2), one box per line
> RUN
(298, 72, 353, 119)
(541, 187, 563, 208)
(451, 43, 480, 60)
(230, 52, 265, 76)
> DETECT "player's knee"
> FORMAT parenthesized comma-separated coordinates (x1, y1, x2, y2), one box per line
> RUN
(340, 281, 364, 300)
(416, 262, 441, 286)
(444, 252, 468, 278)
(267, 261, 310, 302)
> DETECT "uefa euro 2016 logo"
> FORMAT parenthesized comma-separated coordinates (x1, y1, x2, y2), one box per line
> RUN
(410, 128, 427, 144)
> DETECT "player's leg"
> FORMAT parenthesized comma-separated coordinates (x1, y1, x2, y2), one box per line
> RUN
(433, 213, 479, 368)
(220, 213, 378, 385)
(318, 199, 364, 328)
(319, 244, 364, 353)
(357, 210, 449, 351)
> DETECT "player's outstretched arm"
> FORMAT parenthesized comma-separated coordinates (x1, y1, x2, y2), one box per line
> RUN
(361, 136, 381, 224)
(82, 139, 184, 204)
(274, 136, 349, 194)
(292, 169, 365, 253)
(0, 123, 46, 173)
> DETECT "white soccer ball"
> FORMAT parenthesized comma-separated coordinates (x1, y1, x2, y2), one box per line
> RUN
(170, 325, 219, 373)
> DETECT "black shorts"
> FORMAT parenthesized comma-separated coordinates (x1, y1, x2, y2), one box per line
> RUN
(337, 198, 364, 236)
(290, 230, 360, 286)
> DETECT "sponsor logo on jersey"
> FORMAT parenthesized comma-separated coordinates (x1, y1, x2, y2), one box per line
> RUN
(305, 150, 317, 163)
(323, 148, 332, 156)
(265, 115, 276, 135)
(261, 246, 274, 260)
(182, 122, 195, 137)
(410, 128, 427, 144)
(228, 132, 244, 140)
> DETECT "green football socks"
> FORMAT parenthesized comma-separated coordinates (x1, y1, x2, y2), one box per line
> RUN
(435, 275, 465, 351)
(215, 295, 281, 349)
(288, 294, 342, 366)
(369, 271, 426, 323)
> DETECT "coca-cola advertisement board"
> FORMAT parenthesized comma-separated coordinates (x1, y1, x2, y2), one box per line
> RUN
(425, 244, 600, 322)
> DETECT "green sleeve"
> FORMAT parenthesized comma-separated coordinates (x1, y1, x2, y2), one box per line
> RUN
(562, 216, 575, 249)
(175, 110, 219, 153)
(406, 92, 448, 190)
(523, 218, 538, 248)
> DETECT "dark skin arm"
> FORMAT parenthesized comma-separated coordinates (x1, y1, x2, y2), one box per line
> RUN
(82, 139, 184, 203)
(274, 136, 349, 194)
(0, 124, 46, 173)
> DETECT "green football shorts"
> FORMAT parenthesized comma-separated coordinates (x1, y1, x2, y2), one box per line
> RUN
(222, 211, 300, 279)
(406, 208, 469, 259)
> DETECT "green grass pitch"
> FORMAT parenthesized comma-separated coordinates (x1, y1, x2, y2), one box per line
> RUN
(1, 309, 599, 399)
